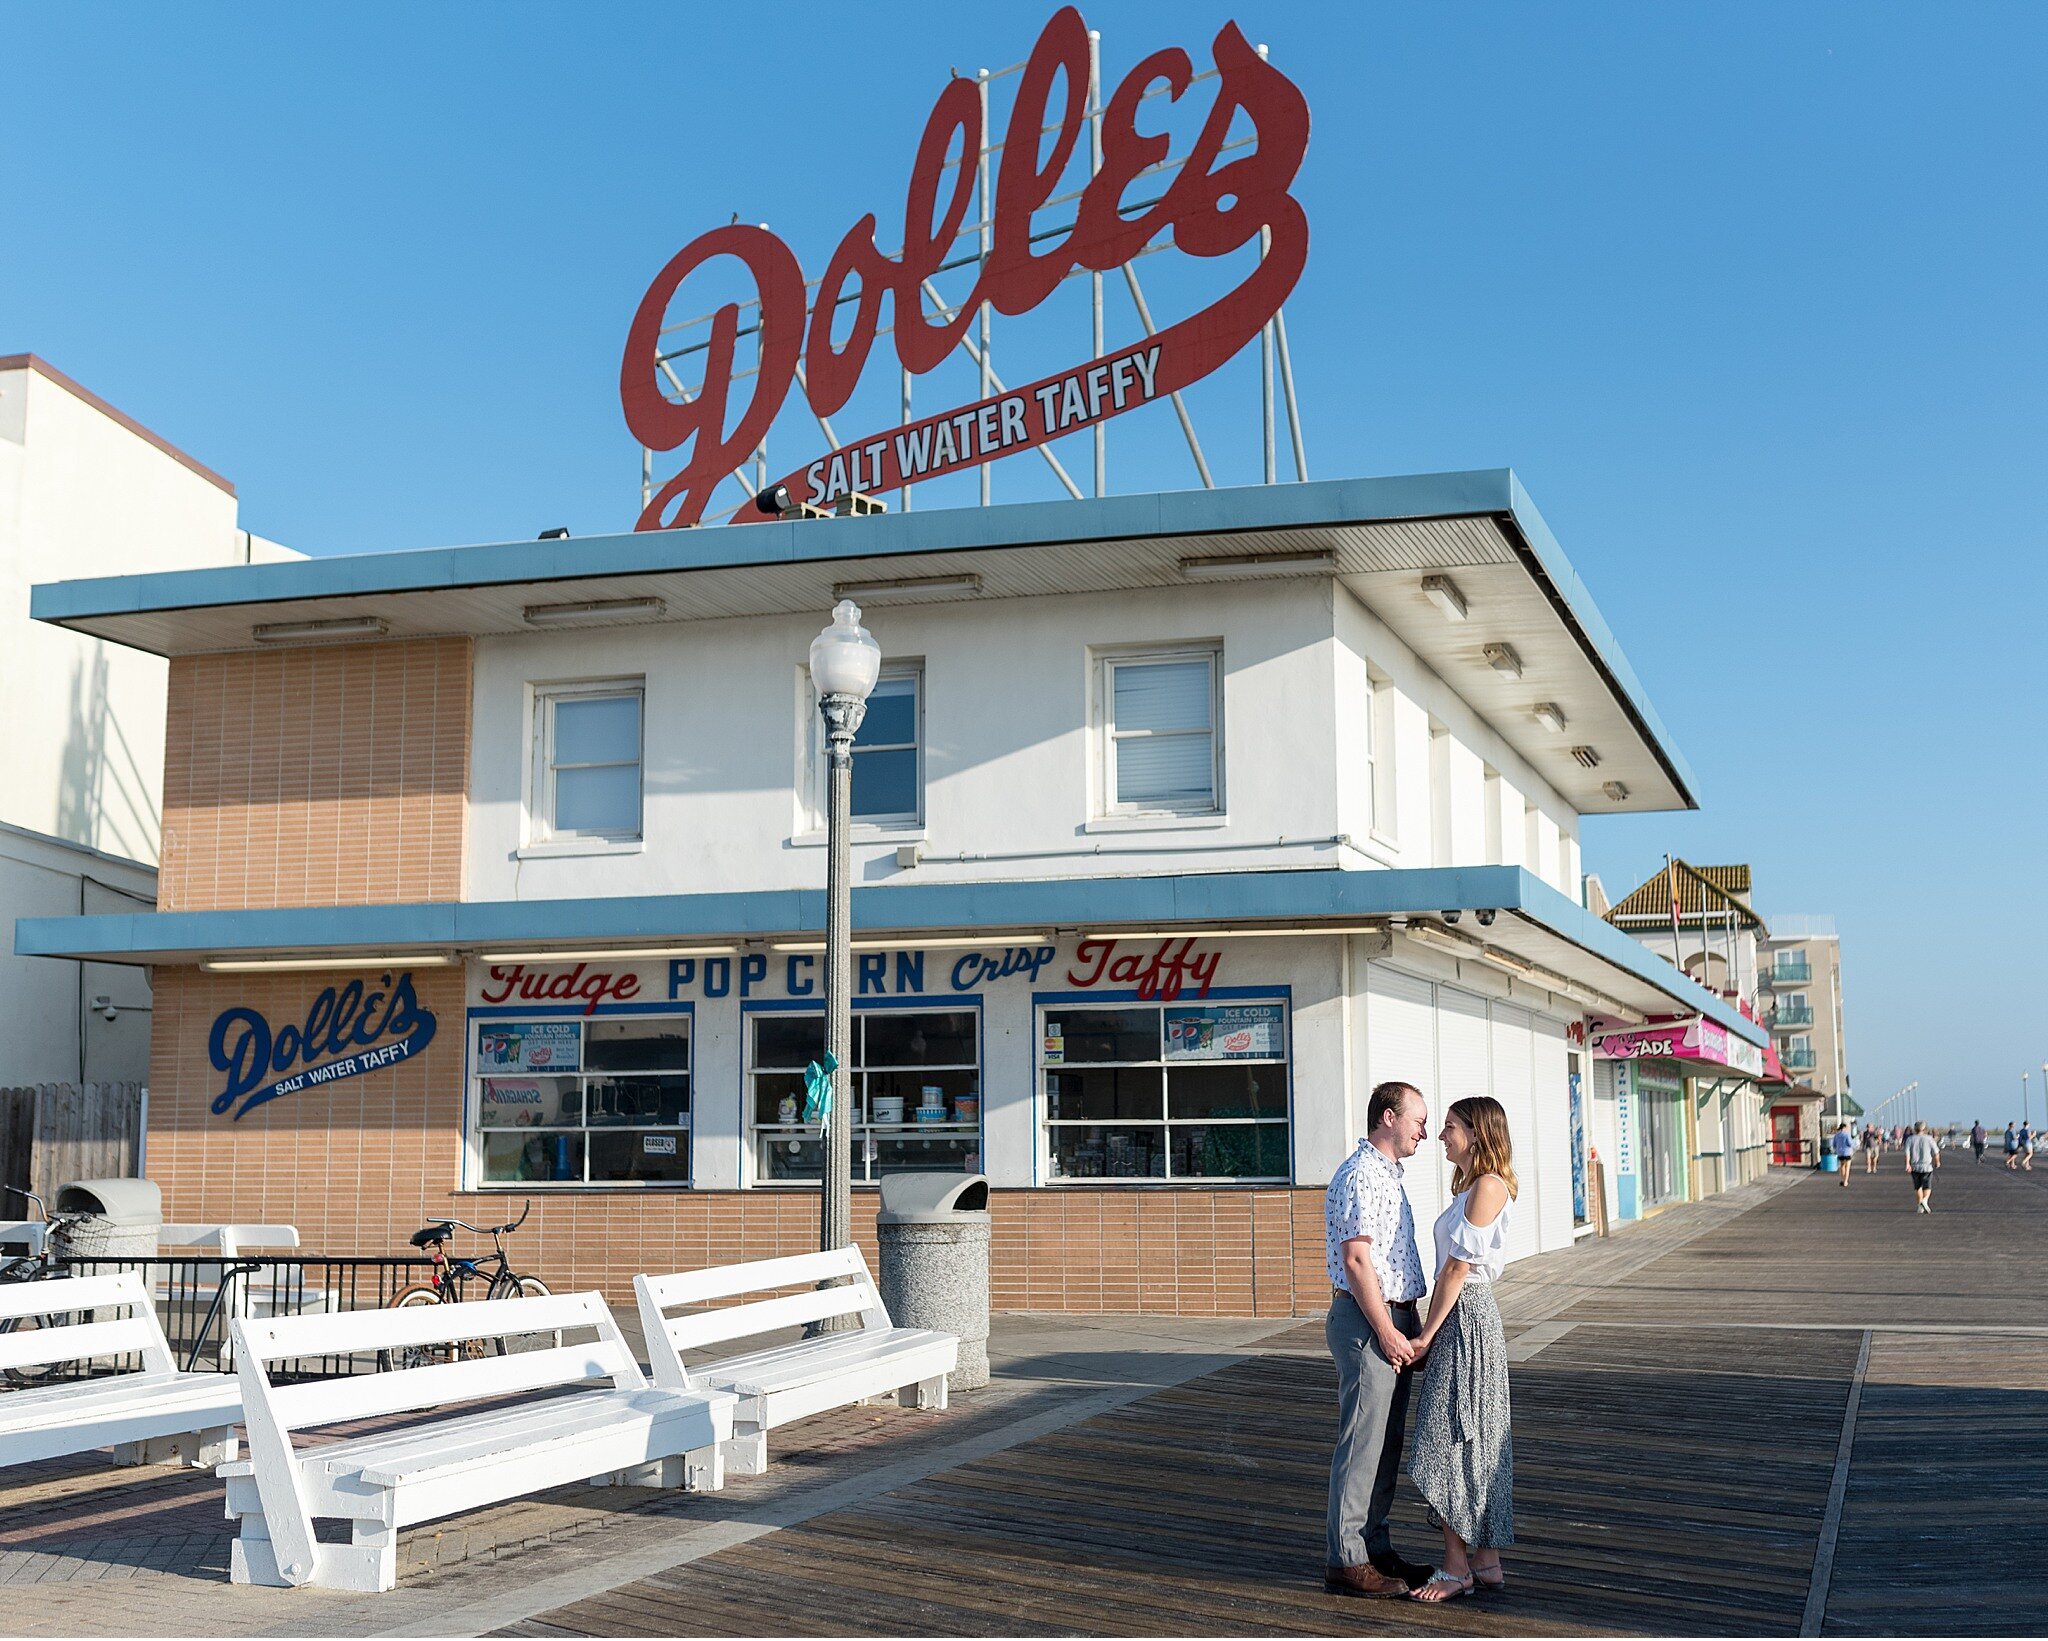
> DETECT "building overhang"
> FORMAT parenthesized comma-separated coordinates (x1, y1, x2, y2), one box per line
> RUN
(30, 472, 1697, 813)
(16, 865, 1764, 1046)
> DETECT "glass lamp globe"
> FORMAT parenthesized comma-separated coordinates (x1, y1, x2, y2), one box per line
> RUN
(809, 599, 882, 700)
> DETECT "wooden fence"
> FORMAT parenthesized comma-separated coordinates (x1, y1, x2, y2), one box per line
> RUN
(0, 1083, 145, 1203)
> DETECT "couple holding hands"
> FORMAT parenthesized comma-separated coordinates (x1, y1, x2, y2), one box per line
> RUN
(1323, 1081, 1518, 1603)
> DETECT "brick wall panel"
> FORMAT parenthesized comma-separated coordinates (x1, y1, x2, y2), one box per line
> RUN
(159, 638, 471, 912)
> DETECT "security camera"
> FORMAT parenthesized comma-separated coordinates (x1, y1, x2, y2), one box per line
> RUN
(1476, 908, 1497, 927)
(1441, 909, 1461, 925)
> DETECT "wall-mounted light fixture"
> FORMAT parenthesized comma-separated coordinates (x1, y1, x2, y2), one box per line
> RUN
(1569, 745, 1601, 768)
(251, 616, 389, 645)
(476, 945, 736, 963)
(1180, 549, 1337, 580)
(831, 573, 983, 602)
(1602, 781, 1630, 802)
(1421, 574, 1469, 621)
(522, 597, 667, 627)
(1532, 702, 1567, 734)
(1482, 643, 1523, 680)
(199, 954, 457, 973)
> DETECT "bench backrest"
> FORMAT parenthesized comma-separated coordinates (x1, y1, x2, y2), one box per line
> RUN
(634, 1246, 891, 1390)
(0, 1270, 177, 1377)
(159, 1223, 301, 1256)
(231, 1289, 645, 1441)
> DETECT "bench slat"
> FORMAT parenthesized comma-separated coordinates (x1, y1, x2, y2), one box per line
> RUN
(662, 1283, 870, 1354)
(0, 1373, 238, 1433)
(267, 1342, 627, 1431)
(347, 1389, 714, 1487)
(240, 1290, 609, 1362)
(639, 1247, 868, 1309)
(0, 1270, 151, 1321)
(701, 1330, 953, 1397)
(0, 1314, 159, 1372)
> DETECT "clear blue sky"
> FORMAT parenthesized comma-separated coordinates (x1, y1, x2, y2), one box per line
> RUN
(6, 3, 2043, 1124)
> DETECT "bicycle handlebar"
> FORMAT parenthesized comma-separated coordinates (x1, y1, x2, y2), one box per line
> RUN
(423, 1200, 532, 1240)
(0, 1187, 48, 1222)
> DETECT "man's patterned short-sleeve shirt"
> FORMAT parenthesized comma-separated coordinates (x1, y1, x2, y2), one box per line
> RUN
(1324, 1137, 1426, 1301)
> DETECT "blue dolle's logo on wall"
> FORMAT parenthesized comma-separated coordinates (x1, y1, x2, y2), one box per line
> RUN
(209, 972, 438, 1121)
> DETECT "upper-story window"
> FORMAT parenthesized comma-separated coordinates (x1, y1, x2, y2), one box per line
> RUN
(805, 662, 924, 829)
(1100, 647, 1221, 816)
(532, 681, 644, 843)
(851, 669, 922, 824)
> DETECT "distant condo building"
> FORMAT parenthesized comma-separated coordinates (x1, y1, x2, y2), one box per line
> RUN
(1757, 916, 1853, 1124)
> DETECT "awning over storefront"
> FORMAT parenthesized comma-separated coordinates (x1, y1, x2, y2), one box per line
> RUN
(16, 863, 1768, 1049)
(1590, 1013, 1767, 1076)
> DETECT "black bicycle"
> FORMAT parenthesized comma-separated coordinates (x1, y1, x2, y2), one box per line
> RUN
(0, 1188, 90, 1387)
(382, 1203, 552, 1368)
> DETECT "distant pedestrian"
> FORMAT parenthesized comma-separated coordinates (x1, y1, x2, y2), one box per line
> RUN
(1861, 1124, 1881, 1173)
(1830, 1123, 1855, 1188)
(1905, 1121, 1940, 1213)
(2022, 1124, 2036, 1173)
(1971, 1120, 1986, 1163)
(2005, 1123, 2020, 1169)
(1406, 1096, 1518, 1602)
(1324, 1081, 1435, 1599)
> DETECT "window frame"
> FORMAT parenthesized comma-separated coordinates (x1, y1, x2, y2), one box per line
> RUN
(529, 679, 646, 845)
(466, 1004, 693, 1190)
(1097, 644, 1224, 819)
(1036, 992, 1293, 1185)
(1367, 672, 1399, 846)
(745, 999, 984, 1186)
(803, 660, 926, 831)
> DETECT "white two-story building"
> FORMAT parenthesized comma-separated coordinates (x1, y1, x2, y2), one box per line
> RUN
(17, 472, 1763, 1314)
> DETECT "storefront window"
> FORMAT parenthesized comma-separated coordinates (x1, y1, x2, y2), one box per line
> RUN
(472, 1015, 690, 1186)
(1041, 1001, 1289, 1182)
(749, 1007, 981, 1183)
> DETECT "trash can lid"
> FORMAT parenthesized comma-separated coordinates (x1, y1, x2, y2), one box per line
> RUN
(54, 1178, 163, 1225)
(875, 1171, 989, 1223)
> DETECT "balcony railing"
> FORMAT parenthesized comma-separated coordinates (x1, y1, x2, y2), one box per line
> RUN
(1783, 1047, 1818, 1071)
(1773, 1003, 1815, 1028)
(1767, 960, 1813, 985)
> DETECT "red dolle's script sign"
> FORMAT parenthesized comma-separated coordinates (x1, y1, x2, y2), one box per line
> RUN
(621, 6, 1310, 530)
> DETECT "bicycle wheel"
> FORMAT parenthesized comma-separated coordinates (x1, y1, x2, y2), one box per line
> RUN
(379, 1283, 449, 1372)
(0, 1309, 81, 1389)
(491, 1275, 557, 1355)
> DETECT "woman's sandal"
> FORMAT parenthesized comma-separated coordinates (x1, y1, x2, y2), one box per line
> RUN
(1409, 1569, 1475, 1602)
(1471, 1564, 1505, 1591)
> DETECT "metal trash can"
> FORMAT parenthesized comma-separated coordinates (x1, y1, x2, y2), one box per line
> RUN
(53, 1178, 162, 1259)
(876, 1172, 990, 1390)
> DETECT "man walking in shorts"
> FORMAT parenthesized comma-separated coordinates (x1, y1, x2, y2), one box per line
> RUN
(1971, 1119, 1986, 1163)
(1904, 1121, 1940, 1213)
(2005, 1122, 2020, 1169)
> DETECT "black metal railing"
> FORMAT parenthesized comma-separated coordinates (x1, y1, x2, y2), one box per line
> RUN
(22, 1255, 432, 1381)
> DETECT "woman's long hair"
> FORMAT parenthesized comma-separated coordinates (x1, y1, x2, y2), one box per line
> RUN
(1446, 1095, 1519, 1199)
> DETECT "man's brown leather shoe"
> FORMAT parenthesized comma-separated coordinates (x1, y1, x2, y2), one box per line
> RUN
(1324, 1562, 1408, 1598)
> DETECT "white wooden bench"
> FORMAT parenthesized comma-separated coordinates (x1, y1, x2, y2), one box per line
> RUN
(222, 1289, 734, 1592)
(0, 1271, 241, 1470)
(634, 1246, 958, 1476)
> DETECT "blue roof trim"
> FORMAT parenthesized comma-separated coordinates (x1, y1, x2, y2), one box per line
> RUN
(30, 471, 1694, 805)
(14, 865, 1763, 1046)
(30, 472, 1520, 622)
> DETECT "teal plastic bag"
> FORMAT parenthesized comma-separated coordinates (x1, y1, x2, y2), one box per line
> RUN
(803, 1052, 839, 1122)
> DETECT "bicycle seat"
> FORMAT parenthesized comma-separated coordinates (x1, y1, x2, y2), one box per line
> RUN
(409, 1224, 453, 1249)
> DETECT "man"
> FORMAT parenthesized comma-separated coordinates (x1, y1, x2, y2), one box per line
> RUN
(2005, 1122, 2021, 1170)
(1323, 1080, 1433, 1597)
(1904, 1120, 1940, 1213)
(1830, 1122, 1855, 1187)
(1862, 1124, 1881, 1173)
(1971, 1119, 1987, 1163)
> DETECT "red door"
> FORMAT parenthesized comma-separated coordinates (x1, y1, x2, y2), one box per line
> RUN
(1769, 1105, 1803, 1166)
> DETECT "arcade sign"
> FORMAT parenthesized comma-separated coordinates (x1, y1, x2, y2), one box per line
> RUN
(621, 6, 1311, 530)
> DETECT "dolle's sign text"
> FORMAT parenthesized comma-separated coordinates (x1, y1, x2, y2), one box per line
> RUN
(622, 6, 1310, 529)
(209, 973, 438, 1121)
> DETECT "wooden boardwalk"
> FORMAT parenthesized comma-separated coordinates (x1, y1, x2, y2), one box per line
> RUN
(505, 1159, 2048, 1637)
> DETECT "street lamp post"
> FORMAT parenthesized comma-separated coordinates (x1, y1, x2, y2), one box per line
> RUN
(809, 601, 881, 1273)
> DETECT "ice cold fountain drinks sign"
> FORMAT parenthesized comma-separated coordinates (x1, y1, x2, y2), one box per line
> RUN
(620, 6, 1311, 529)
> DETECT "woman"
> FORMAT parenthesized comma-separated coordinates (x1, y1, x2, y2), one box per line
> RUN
(1407, 1095, 1516, 1601)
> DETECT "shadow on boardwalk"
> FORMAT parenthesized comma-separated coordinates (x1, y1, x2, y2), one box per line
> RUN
(509, 1163, 2048, 1639)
